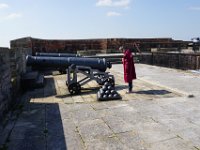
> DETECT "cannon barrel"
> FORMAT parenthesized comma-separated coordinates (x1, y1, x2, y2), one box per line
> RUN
(35, 52, 81, 57)
(26, 55, 112, 72)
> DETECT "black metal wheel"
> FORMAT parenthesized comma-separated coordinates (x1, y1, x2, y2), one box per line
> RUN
(68, 83, 81, 95)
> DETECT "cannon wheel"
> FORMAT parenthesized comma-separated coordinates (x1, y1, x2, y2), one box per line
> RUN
(68, 83, 81, 95)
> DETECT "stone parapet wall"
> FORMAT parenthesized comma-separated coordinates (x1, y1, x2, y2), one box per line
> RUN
(10, 37, 32, 49)
(140, 52, 200, 70)
(10, 48, 32, 98)
(0, 47, 31, 121)
(178, 54, 200, 70)
(139, 53, 153, 64)
(0, 48, 11, 120)
(11, 37, 108, 54)
(10, 37, 189, 55)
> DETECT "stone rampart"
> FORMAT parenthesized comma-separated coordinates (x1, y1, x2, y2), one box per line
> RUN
(10, 37, 189, 54)
(0, 48, 11, 121)
(0, 47, 31, 121)
(140, 52, 200, 70)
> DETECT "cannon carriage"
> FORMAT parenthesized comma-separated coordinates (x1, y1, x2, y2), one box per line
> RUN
(26, 55, 115, 95)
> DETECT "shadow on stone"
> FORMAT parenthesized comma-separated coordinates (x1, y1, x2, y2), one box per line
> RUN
(135, 90, 171, 95)
(46, 103, 68, 150)
(56, 87, 99, 98)
(115, 85, 128, 90)
(3, 75, 68, 150)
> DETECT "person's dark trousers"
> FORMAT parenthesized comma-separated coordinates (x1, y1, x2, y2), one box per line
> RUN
(128, 81, 133, 92)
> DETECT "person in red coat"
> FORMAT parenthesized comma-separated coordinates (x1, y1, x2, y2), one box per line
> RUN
(120, 46, 137, 93)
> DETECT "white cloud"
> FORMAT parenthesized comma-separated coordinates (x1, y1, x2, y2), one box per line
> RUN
(107, 11, 121, 16)
(0, 3, 9, 9)
(189, 6, 200, 11)
(5, 13, 22, 20)
(96, 0, 130, 8)
(113, 0, 130, 7)
(96, 0, 112, 6)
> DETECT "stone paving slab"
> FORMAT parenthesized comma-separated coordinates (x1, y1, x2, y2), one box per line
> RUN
(135, 121, 177, 144)
(85, 137, 126, 150)
(71, 106, 101, 125)
(9, 121, 45, 140)
(103, 115, 135, 134)
(147, 137, 195, 150)
(47, 134, 84, 150)
(78, 119, 113, 142)
(116, 131, 147, 150)
(177, 127, 200, 148)
(8, 137, 46, 150)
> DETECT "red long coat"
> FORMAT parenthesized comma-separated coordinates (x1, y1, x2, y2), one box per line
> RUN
(122, 49, 136, 83)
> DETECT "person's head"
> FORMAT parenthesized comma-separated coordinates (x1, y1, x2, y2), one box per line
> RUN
(119, 46, 125, 52)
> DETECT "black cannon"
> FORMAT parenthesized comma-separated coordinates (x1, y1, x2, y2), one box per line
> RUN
(26, 55, 111, 72)
(35, 52, 124, 64)
(35, 52, 81, 57)
(26, 55, 114, 95)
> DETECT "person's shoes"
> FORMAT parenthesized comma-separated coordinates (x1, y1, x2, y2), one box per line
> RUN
(126, 91, 132, 94)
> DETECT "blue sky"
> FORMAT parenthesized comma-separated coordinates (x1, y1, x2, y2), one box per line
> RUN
(0, 0, 200, 47)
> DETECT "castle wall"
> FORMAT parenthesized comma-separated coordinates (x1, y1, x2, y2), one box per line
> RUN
(10, 37, 189, 55)
(0, 47, 31, 121)
(140, 52, 200, 70)
(0, 48, 11, 121)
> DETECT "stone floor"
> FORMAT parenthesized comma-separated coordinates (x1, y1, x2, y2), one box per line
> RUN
(0, 64, 200, 150)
